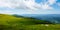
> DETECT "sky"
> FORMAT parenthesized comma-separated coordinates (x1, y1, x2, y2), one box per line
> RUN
(0, 0, 60, 14)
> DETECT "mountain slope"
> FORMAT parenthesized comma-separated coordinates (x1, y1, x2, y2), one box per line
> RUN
(0, 14, 52, 24)
(20, 14, 60, 23)
(0, 14, 59, 30)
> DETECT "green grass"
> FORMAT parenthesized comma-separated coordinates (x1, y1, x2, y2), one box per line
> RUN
(0, 14, 60, 30)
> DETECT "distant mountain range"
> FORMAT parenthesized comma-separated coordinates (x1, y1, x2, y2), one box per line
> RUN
(20, 14, 60, 23)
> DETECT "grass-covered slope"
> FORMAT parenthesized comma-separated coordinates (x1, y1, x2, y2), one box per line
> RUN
(0, 14, 52, 24)
(0, 14, 60, 30)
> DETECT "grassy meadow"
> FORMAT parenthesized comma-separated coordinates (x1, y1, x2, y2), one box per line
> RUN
(0, 14, 60, 30)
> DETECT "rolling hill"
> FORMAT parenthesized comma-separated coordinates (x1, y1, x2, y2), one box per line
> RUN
(0, 14, 59, 30)
(0, 14, 52, 25)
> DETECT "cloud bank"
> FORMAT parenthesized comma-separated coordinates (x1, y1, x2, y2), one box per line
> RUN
(0, 0, 59, 14)
(0, 0, 57, 10)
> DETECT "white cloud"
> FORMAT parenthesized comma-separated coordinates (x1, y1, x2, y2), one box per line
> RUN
(0, 0, 58, 14)
(0, 0, 57, 10)
(48, 0, 57, 5)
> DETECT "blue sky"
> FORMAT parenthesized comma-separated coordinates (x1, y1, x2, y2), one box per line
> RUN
(0, 0, 60, 14)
